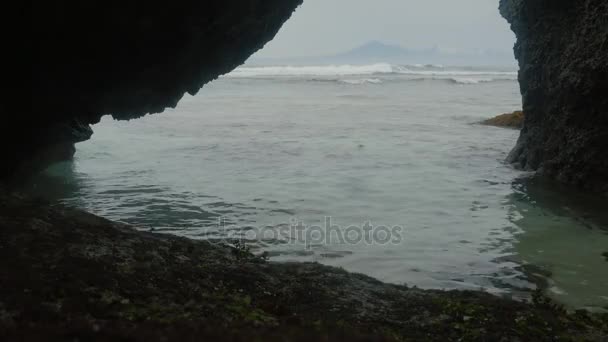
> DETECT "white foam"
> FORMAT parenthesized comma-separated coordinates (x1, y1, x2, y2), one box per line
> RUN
(450, 77, 495, 84)
(226, 63, 394, 77)
(391, 65, 516, 77)
(340, 78, 383, 85)
(225, 63, 518, 82)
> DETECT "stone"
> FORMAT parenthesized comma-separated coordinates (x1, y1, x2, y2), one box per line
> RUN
(480, 111, 524, 129)
(500, 0, 608, 194)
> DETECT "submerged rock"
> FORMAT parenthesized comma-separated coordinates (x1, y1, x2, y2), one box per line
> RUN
(500, 0, 608, 193)
(480, 111, 524, 129)
(1, 192, 607, 341)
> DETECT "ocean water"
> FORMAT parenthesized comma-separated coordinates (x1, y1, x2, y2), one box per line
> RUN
(29, 64, 608, 310)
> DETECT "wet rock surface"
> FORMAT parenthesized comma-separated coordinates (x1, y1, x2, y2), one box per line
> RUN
(500, 0, 608, 193)
(1, 192, 606, 341)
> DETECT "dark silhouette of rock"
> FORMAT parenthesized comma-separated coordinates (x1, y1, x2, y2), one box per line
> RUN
(3, 1, 608, 339)
(500, 0, 608, 194)
(6, 0, 302, 181)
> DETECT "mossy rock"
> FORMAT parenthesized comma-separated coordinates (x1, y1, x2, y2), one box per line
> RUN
(480, 110, 524, 129)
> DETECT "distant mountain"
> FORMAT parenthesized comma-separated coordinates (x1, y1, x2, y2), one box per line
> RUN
(249, 41, 516, 67)
(329, 41, 440, 64)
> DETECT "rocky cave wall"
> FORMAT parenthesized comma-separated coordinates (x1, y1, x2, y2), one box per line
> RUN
(11, 0, 302, 181)
(15, 0, 608, 194)
(500, 0, 608, 194)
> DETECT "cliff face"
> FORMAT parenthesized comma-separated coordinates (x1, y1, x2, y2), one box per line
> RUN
(10, 0, 302, 181)
(17, 0, 608, 194)
(500, 0, 608, 194)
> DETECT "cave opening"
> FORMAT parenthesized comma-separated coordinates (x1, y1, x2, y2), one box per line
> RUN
(23, 0, 608, 314)
(5, 1, 607, 338)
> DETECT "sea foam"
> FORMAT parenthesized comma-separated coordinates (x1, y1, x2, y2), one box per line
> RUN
(225, 63, 517, 83)
(340, 78, 383, 85)
(226, 63, 394, 77)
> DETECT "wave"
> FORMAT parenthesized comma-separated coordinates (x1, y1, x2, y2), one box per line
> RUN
(304, 76, 510, 86)
(339, 78, 383, 85)
(227, 63, 394, 77)
(303, 78, 383, 85)
(389, 65, 517, 77)
(226, 63, 517, 79)
(449, 77, 501, 85)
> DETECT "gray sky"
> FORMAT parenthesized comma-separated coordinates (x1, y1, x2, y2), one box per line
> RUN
(255, 0, 515, 58)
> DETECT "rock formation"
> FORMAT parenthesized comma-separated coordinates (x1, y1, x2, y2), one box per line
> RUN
(14, 0, 608, 195)
(500, 0, 608, 194)
(9, 0, 302, 181)
(2, 193, 607, 340)
(481, 111, 524, 129)
(4, 1, 608, 339)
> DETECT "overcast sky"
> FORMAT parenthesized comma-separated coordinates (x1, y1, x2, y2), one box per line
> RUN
(255, 0, 516, 58)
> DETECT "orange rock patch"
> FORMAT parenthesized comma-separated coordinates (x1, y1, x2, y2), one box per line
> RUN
(481, 111, 524, 129)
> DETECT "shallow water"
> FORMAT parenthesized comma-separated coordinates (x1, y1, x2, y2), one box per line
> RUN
(28, 64, 608, 310)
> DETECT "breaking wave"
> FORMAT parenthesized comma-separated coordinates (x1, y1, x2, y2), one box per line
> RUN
(302, 77, 510, 86)
(227, 63, 395, 77)
(449, 77, 500, 85)
(226, 63, 517, 79)
(224, 64, 517, 86)
(339, 78, 383, 85)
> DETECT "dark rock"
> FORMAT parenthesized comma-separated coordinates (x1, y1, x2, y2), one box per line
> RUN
(1, 192, 607, 340)
(7, 0, 302, 181)
(500, 0, 608, 194)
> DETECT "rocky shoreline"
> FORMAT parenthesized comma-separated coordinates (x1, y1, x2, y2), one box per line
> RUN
(1, 192, 607, 341)
(14, 0, 608, 340)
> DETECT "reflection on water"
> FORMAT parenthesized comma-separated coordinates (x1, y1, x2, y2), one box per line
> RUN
(26, 162, 608, 311)
(507, 177, 608, 311)
(23, 162, 87, 208)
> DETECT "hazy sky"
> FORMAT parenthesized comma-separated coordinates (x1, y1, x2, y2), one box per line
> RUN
(255, 0, 516, 58)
